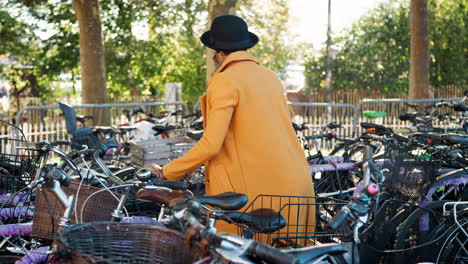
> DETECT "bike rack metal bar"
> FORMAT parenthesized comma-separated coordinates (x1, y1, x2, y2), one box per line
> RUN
(15, 102, 188, 140)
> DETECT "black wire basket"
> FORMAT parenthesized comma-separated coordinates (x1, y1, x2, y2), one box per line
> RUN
(234, 195, 349, 248)
(56, 222, 201, 264)
(383, 146, 437, 199)
(0, 137, 43, 193)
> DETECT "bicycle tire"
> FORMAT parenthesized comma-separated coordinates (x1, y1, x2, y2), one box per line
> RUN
(314, 170, 357, 198)
(435, 218, 468, 264)
(394, 200, 451, 263)
(425, 171, 468, 202)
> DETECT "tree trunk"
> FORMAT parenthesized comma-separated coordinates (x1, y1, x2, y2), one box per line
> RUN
(72, 0, 110, 126)
(325, 0, 333, 120)
(205, 0, 237, 82)
(325, 0, 333, 104)
(409, 0, 430, 100)
(130, 86, 140, 97)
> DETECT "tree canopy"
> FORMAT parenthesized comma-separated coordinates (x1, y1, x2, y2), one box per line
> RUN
(0, 0, 294, 106)
(303, 0, 467, 95)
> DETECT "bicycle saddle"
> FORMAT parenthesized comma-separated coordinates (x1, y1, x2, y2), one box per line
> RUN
(196, 192, 248, 210)
(225, 208, 286, 234)
(137, 189, 192, 207)
(399, 112, 423, 121)
(76, 115, 95, 124)
(360, 122, 392, 135)
(117, 126, 137, 134)
(187, 131, 203, 141)
(326, 121, 342, 129)
(284, 243, 349, 264)
(452, 103, 468, 112)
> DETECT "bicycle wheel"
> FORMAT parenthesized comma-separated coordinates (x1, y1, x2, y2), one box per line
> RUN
(436, 218, 468, 264)
(313, 170, 358, 198)
(394, 200, 451, 263)
(425, 170, 468, 202)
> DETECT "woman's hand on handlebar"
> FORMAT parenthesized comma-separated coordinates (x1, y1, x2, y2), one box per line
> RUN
(144, 164, 165, 179)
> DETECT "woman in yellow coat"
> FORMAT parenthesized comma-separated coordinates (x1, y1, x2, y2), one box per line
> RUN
(149, 15, 315, 240)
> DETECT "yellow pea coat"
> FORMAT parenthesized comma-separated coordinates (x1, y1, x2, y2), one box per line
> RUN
(162, 51, 315, 238)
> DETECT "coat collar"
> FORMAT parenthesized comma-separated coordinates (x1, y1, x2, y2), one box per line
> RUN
(214, 51, 260, 74)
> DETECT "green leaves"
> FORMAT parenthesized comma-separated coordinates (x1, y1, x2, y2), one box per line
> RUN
(303, 0, 466, 95)
(239, 0, 295, 77)
(1, 0, 294, 105)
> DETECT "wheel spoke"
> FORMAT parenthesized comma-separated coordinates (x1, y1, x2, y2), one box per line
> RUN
(454, 237, 468, 256)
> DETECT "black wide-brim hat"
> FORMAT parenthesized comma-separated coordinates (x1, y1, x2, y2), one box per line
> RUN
(201, 15, 259, 51)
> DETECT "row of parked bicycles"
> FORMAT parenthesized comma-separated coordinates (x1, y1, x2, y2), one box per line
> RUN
(0, 94, 466, 264)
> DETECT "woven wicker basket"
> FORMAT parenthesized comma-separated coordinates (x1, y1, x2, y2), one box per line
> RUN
(56, 222, 201, 264)
(32, 181, 121, 240)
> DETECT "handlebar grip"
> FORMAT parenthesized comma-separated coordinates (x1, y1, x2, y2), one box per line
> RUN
(96, 141, 120, 157)
(247, 241, 297, 264)
(150, 179, 188, 191)
(327, 208, 350, 230)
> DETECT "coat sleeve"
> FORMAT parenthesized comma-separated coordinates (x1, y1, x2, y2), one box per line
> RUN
(162, 74, 238, 180)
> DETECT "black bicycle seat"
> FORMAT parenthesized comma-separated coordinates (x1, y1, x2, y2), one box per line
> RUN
(399, 113, 422, 121)
(152, 124, 176, 133)
(360, 122, 392, 135)
(196, 192, 248, 210)
(326, 122, 341, 129)
(225, 208, 286, 234)
(187, 131, 203, 141)
(285, 244, 349, 264)
(76, 115, 95, 123)
(118, 126, 136, 134)
(452, 103, 468, 112)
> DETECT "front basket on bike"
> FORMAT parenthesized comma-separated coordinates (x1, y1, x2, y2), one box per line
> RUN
(0, 137, 43, 193)
(32, 181, 122, 240)
(56, 222, 201, 264)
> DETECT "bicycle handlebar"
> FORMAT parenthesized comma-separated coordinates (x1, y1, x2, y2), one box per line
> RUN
(93, 144, 124, 185)
(150, 179, 188, 191)
(327, 208, 350, 230)
(44, 165, 71, 187)
(247, 241, 298, 264)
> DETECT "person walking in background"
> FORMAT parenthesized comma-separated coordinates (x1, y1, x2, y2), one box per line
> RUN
(147, 15, 314, 236)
